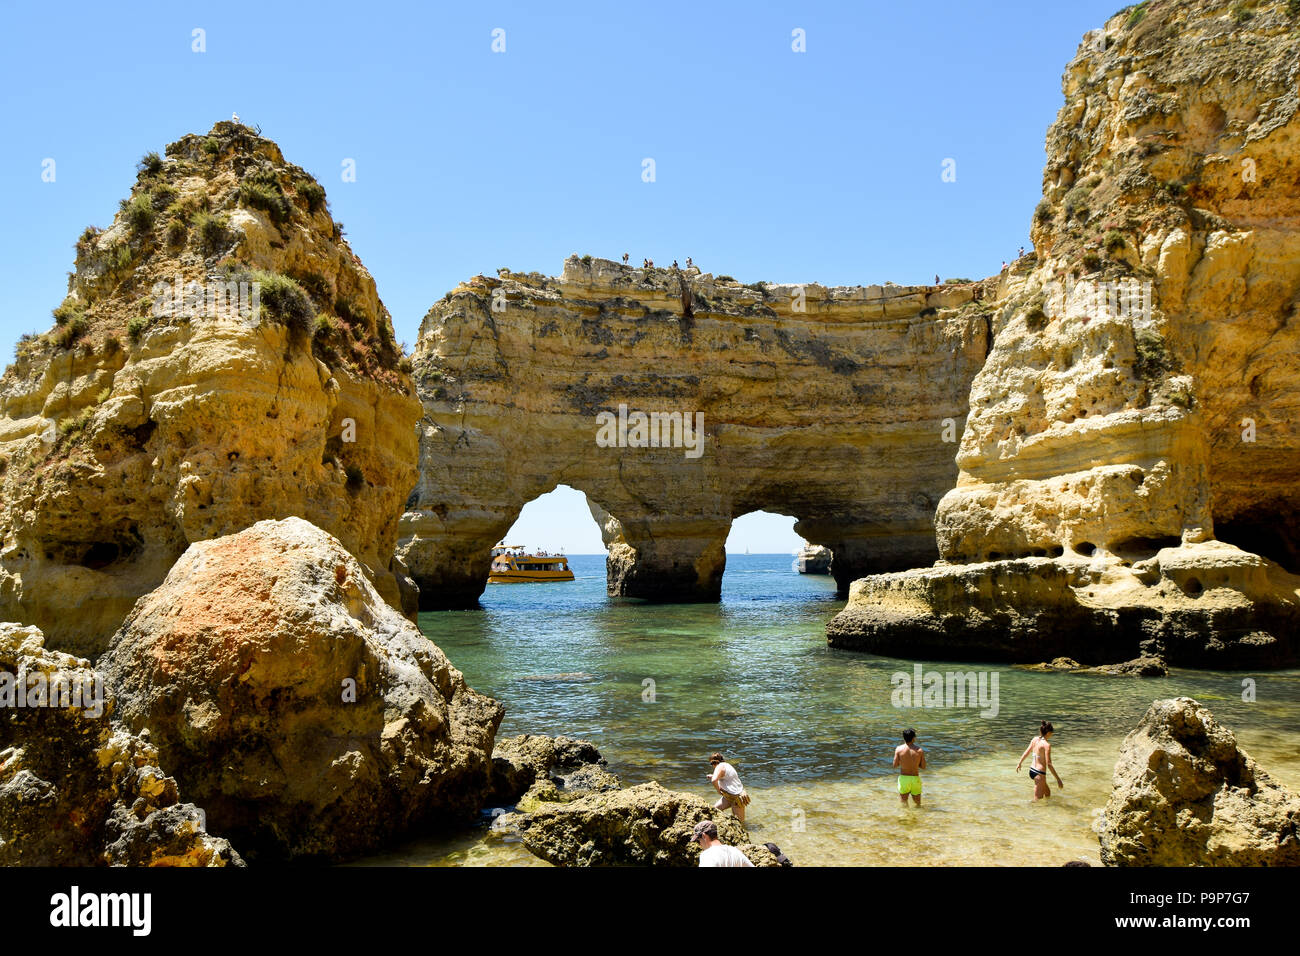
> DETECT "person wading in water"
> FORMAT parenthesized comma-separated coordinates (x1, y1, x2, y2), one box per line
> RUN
(893, 728, 926, 806)
(707, 752, 749, 823)
(1016, 720, 1064, 799)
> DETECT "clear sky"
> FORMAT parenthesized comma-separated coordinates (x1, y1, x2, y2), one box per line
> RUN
(0, 0, 1126, 552)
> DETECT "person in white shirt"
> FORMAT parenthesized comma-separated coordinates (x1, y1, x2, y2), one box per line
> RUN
(708, 752, 749, 823)
(693, 820, 754, 867)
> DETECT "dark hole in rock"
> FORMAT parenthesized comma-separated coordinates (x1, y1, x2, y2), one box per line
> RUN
(1075, 541, 1096, 557)
(1216, 513, 1299, 574)
(80, 542, 120, 569)
(1184, 576, 1203, 596)
(1109, 535, 1181, 561)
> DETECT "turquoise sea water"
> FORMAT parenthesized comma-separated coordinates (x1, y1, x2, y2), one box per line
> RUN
(363, 553, 1300, 867)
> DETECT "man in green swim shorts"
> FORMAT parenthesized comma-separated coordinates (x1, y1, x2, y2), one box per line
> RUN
(892, 728, 926, 806)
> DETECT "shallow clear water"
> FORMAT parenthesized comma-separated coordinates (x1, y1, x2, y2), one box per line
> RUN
(361, 553, 1300, 867)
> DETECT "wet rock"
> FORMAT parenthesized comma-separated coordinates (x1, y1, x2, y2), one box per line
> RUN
(99, 517, 503, 863)
(502, 781, 750, 867)
(1086, 656, 1168, 677)
(1100, 697, 1300, 866)
(0, 623, 241, 866)
(488, 733, 620, 808)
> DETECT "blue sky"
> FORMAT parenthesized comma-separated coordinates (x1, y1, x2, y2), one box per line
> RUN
(0, 0, 1126, 553)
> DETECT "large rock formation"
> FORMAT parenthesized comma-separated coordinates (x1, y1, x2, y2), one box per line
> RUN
(498, 780, 778, 867)
(98, 517, 503, 863)
(0, 623, 241, 866)
(400, 258, 991, 606)
(0, 121, 421, 656)
(1100, 697, 1300, 866)
(487, 733, 621, 809)
(831, 0, 1300, 666)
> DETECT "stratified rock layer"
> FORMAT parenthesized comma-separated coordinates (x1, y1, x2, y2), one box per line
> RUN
(0, 623, 241, 866)
(831, 0, 1300, 666)
(401, 257, 991, 606)
(99, 517, 503, 863)
(0, 121, 420, 657)
(1100, 697, 1300, 866)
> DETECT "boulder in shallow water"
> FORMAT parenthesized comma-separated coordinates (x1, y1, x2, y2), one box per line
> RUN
(488, 733, 620, 808)
(0, 623, 241, 866)
(1100, 697, 1300, 866)
(99, 517, 504, 862)
(505, 781, 752, 866)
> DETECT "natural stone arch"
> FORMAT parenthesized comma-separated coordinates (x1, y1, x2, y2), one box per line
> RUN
(398, 256, 992, 609)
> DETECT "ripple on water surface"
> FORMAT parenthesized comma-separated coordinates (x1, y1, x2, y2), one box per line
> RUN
(367, 554, 1300, 867)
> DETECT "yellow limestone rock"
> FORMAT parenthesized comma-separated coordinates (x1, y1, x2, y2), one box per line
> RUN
(0, 122, 421, 656)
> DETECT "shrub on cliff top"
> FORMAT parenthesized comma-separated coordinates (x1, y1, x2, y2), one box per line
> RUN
(1104, 230, 1127, 254)
(137, 151, 164, 177)
(1125, 2, 1149, 28)
(192, 211, 232, 254)
(238, 169, 292, 224)
(121, 193, 156, 234)
(295, 178, 326, 214)
(1134, 326, 1173, 380)
(252, 271, 314, 336)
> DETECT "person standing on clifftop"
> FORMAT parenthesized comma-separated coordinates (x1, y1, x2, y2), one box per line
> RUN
(708, 752, 749, 823)
(623, 252, 629, 264)
(893, 728, 926, 806)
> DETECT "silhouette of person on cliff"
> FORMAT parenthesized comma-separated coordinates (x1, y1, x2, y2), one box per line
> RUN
(623, 252, 629, 264)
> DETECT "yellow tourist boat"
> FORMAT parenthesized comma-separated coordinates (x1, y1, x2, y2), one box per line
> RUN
(488, 544, 575, 583)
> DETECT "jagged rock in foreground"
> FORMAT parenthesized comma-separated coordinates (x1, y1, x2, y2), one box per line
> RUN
(497, 780, 780, 867)
(487, 733, 621, 809)
(401, 255, 992, 607)
(0, 623, 241, 866)
(0, 120, 421, 658)
(99, 517, 503, 863)
(1100, 697, 1300, 866)
(831, 0, 1300, 667)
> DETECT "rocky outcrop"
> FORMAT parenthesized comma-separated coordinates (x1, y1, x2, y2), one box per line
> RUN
(795, 543, 833, 574)
(1100, 697, 1300, 866)
(399, 257, 991, 607)
(830, 0, 1300, 667)
(0, 121, 421, 657)
(487, 733, 621, 808)
(498, 780, 771, 867)
(0, 623, 241, 866)
(98, 517, 503, 863)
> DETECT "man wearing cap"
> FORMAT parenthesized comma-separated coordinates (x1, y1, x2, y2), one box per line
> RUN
(692, 820, 754, 867)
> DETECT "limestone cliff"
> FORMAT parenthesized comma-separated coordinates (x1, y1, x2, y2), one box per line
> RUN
(0, 122, 421, 655)
(400, 257, 991, 607)
(830, 0, 1300, 666)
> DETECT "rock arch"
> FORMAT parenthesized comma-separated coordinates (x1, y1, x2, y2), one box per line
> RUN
(398, 257, 991, 609)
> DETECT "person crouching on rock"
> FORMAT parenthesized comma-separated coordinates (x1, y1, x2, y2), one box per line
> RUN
(693, 820, 754, 867)
(708, 752, 750, 823)
(1016, 720, 1064, 800)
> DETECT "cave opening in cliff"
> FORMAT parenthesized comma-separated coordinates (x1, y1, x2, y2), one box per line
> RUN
(476, 484, 608, 605)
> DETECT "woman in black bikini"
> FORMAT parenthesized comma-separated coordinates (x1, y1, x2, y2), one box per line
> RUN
(1016, 720, 1064, 800)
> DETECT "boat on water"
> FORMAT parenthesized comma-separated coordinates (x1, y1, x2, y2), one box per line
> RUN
(488, 544, 575, 583)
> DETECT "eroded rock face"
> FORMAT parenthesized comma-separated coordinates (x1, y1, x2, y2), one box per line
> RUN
(0, 121, 421, 657)
(400, 257, 991, 606)
(499, 780, 760, 867)
(0, 623, 241, 866)
(487, 733, 620, 809)
(1100, 697, 1300, 866)
(830, 1, 1300, 666)
(99, 517, 503, 863)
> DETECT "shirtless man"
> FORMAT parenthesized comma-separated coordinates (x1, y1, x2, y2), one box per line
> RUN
(893, 728, 926, 806)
